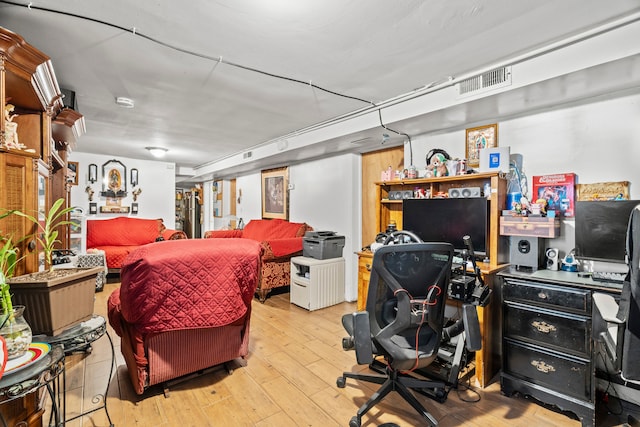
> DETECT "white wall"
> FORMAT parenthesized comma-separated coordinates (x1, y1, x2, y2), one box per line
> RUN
(68, 152, 176, 228)
(220, 153, 362, 301)
(69, 93, 640, 300)
(406, 92, 640, 259)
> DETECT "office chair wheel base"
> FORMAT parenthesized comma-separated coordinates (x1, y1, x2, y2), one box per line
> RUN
(349, 416, 361, 427)
(336, 376, 346, 388)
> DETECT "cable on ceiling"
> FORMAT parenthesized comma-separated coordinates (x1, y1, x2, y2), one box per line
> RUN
(1, 0, 414, 159)
(378, 110, 413, 166)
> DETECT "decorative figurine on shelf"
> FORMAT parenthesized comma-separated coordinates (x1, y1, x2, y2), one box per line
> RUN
(85, 186, 95, 202)
(535, 198, 548, 215)
(561, 252, 579, 272)
(414, 187, 427, 198)
(132, 187, 142, 202)
(4, 104, 22, 150)
(425, 153, 449, 178)
(511, 195, 531, 216)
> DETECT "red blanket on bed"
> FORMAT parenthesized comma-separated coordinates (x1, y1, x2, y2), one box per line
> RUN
(111, 238, 261, 334)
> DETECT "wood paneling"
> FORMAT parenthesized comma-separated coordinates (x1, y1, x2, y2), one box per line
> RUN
(361, 147, 403, 248)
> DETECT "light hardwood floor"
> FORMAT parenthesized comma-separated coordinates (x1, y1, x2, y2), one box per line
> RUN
(57, 282, 633, 427)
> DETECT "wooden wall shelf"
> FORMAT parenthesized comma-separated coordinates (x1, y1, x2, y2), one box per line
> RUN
(374, 171, 508, 267)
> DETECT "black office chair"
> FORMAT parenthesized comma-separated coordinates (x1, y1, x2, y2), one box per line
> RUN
(593, 204, 640, 387)
(337, 236, 454, 427)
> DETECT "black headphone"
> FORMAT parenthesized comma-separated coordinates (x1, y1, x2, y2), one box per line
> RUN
(382, 230, 423, 245)
(426, 148, 451, 166)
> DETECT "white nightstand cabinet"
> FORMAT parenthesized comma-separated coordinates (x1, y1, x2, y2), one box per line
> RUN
(290, 256, 345, 311)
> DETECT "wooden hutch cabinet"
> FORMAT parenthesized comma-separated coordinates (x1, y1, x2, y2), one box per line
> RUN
(0, 27, 85, 275)
(373, 171, 508, 266)
(357, 171, 509, 387)
(1, 26, 87, 427)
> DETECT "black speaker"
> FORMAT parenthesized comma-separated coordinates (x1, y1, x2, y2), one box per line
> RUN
(61, 88, 77, 110)
(509, 236, 545, 270)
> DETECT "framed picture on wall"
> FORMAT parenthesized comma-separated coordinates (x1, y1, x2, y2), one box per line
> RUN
(101, 159, 127, 197)
(465, 123, 498, 168)
(67, 161, 79, 185)
(261, 167, 288, 220)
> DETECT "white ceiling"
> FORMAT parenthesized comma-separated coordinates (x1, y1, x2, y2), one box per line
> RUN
(2, 1, 640, 181)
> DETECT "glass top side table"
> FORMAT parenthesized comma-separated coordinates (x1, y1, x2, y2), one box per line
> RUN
(40, 315, 115, 427)
(0, 344, 65, 426)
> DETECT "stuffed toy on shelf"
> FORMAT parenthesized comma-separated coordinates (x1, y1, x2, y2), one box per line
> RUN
(425, 152, 449, 177)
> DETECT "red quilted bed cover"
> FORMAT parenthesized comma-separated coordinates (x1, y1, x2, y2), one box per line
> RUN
(117, 238, 262, 334)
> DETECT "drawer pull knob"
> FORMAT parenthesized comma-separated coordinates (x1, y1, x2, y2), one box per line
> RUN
(365, 263, 371, 271)
(532, 320, 557, 333)
(537, 292, 548, 299)
(531, 360, 556, 374)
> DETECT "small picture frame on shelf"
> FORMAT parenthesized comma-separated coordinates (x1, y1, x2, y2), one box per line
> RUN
(131, 203, 139, 214)
(89, 202, 98, 215)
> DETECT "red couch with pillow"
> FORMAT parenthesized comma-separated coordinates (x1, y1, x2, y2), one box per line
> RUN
(204, 219, 312, 301)
(87, 217, 186, 272)
(107, 238, 262, 395)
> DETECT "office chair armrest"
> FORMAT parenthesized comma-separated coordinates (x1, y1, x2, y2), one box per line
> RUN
(593, 293, 623, 324)
(462, 304, 482, 352)
(593, 292, 625, 369)
(342, 312, 374, 365)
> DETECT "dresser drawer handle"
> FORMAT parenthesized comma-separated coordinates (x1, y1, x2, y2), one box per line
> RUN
(537, 292, 548, 300)
(531, 320, 557, 334)
(531, 360, 556, 374)
(365, 263, 371, 271)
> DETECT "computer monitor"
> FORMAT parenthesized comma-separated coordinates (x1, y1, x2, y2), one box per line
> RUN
(402, 198, 489, 256)
(574, 200, 640, 264)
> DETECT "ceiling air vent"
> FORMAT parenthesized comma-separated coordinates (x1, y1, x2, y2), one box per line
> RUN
(457, 66, 512, 97)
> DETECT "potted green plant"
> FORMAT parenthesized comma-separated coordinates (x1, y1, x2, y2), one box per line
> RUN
(5, 198, 102, 336)
(13, 198, 74, 272)
(0, 214, 32, 359)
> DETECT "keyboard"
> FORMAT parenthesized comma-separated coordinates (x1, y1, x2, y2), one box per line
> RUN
(591, 271, 626, 284)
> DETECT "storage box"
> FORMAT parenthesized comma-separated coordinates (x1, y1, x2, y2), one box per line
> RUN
(8, 267, 102, 336)
(303, 231, 345, 260)
(76, 252, 107, 292)
(290, 256, 345, 311)
(500, 216, 561, 238)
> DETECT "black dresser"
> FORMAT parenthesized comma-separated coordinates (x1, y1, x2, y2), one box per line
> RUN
(498, 269, 622, 427)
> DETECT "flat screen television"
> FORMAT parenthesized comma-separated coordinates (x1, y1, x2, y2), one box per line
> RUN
(402, 198, 489, 256)
(574, 200, 640, 264)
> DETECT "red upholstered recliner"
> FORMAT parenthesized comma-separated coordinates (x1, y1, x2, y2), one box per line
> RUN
(107, 238, 262, 395)
(204, 219, 313, 301)
(87, 217, 186, 272)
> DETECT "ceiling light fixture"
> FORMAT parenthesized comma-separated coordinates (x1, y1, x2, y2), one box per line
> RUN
(146, 146, 168, 158)
(115, 96, 135, 108)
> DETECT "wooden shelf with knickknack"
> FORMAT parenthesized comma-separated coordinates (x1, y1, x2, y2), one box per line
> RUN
(374, 171, 508, 267)
(357, 170, 510, 388)
(1, 27, 85, 277)
(0, 26, 79, 427)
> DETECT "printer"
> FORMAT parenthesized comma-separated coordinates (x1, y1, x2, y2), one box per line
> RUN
(303, 231, 345, 260)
